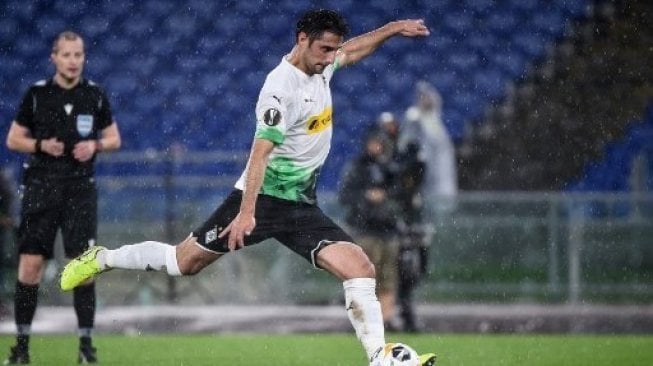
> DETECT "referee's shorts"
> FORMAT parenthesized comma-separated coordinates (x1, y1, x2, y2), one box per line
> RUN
(18, 176, 97, 259)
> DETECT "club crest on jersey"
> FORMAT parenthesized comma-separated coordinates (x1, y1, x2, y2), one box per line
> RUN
(76, 114, 93, 137)
(263, 108, 281, 126)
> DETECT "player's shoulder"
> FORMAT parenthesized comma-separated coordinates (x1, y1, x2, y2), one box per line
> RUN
(261, 63, 295, 96)
(265, 60, 295, 84)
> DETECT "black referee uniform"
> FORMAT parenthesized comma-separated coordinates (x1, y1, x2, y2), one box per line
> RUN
(16, 77, 113, 259)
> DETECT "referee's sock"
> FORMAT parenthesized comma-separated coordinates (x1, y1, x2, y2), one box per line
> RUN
(14, 281, 39, 350)
(73, 282, 96, 338)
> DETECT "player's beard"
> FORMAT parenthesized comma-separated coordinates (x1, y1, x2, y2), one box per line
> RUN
(312, 63, 326, 74)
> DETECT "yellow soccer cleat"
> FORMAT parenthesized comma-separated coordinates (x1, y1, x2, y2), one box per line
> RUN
(419, 353, 437, 366)
(60, 246, 106, 291)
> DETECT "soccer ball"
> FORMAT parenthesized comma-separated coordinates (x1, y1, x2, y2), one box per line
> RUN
(371, 343, 420, 366)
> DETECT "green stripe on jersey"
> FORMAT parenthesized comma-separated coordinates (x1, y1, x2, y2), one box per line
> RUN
(255, 127, 285, 145)
(261, 157, 318, 203)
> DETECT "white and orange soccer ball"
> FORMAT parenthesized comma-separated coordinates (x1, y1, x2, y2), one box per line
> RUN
(370, 343, 420, 366)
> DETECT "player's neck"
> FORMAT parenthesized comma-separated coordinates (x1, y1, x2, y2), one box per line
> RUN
(287, 46, 312, 76)
(53, 73, 81, 90)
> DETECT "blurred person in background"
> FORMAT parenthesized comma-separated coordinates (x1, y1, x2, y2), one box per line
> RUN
(60, 10, 436, 366)
(394, 81, 457, 332)
(339, 132, 400, 330)
(400, 81, 457, 213)
(375, 111, 401, 164)
(392, 141, 427, 332)
(4, 31, 121, 364)
(0, 168, 16, 318)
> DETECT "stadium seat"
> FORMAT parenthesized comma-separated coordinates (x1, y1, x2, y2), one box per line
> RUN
(101, 38, 134, 57)
(484, 11, 519, 36)
(79, 15, 110, 38)
(105, 74, 139, 96)
(447, 49, 480, 72)
(0, 18, 19, 47)
(53, 0, 91, 20)
(143, 0, 176, 18)
(100, 1, 135, 20)
(124, 55, 158, 78)
(87, 55, 114, 77)
(14, 35, 47, 58)
(121, 16, 156, 38)
(531, 11, 566, 38)
(556, 0, 588, 19)
(512, 32, 549, 59)
(442, 12, 475, 35)
(490, 50, 526, 79)
(463, 0, 494, 14)
(165, 13, 199, 38)
(472, 68, 506, 101)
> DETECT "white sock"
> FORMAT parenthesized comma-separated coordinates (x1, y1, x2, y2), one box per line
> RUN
(99, 241, 182, 276)
(343, 277, 385, 360)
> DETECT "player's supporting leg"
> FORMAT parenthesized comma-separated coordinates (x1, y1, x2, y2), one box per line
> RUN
(315, 242, 385, 361)
(73, 283, 97, 363)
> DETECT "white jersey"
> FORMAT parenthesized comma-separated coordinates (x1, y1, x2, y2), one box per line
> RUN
(235, 56, 338, 204)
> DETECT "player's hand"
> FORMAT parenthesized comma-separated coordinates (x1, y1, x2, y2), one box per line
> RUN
(41, 137, 65, 157)
(219, 212, 256, 251)
(72, 140, 98, 162)
(395, 19, 430, 37)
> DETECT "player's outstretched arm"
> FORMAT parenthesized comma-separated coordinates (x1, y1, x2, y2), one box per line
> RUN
(337, 19, 429, 68)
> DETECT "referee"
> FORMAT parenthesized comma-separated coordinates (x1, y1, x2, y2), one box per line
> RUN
(4, 31, 120, 364)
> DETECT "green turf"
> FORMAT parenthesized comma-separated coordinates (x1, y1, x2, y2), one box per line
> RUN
(1, 333, 652, 365)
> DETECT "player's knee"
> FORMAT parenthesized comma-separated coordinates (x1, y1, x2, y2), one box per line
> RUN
(176, 251, 217, 276)
(317, 242, 376, 280)
(176, 259, 205, 276)
(18, 256, 45, 284)
(345, 244, 376, 278)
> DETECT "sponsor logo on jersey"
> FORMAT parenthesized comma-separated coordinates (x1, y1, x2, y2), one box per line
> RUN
(263, 108, 282, 126)
(306, 107, 332, 134)
(76, 114, 93, 137)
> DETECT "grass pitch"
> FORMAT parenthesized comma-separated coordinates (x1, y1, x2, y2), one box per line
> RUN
(1, 333, 652, 365)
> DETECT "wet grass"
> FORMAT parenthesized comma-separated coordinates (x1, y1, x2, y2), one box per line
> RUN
(1, 333, 652, 365)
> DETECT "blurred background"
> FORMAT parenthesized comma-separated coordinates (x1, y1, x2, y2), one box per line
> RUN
(0, 0, 651, 327)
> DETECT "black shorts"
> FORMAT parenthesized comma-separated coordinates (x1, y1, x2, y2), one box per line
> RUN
(192, 190, 354, 267)
(18, 176, 97, 259)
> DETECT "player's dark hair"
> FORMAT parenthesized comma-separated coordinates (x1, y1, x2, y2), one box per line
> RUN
(296, 9, 349, 43)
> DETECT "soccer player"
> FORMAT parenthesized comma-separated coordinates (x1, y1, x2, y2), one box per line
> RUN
(61, 10, 434, 366)
(5, 31, 121, 364)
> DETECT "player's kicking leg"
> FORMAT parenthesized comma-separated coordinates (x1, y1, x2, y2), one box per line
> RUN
(61, 236, 221, 291)
(60, 246, 107, 291)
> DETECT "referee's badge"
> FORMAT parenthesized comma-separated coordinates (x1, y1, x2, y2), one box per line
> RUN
(76, 114, 93, 137)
